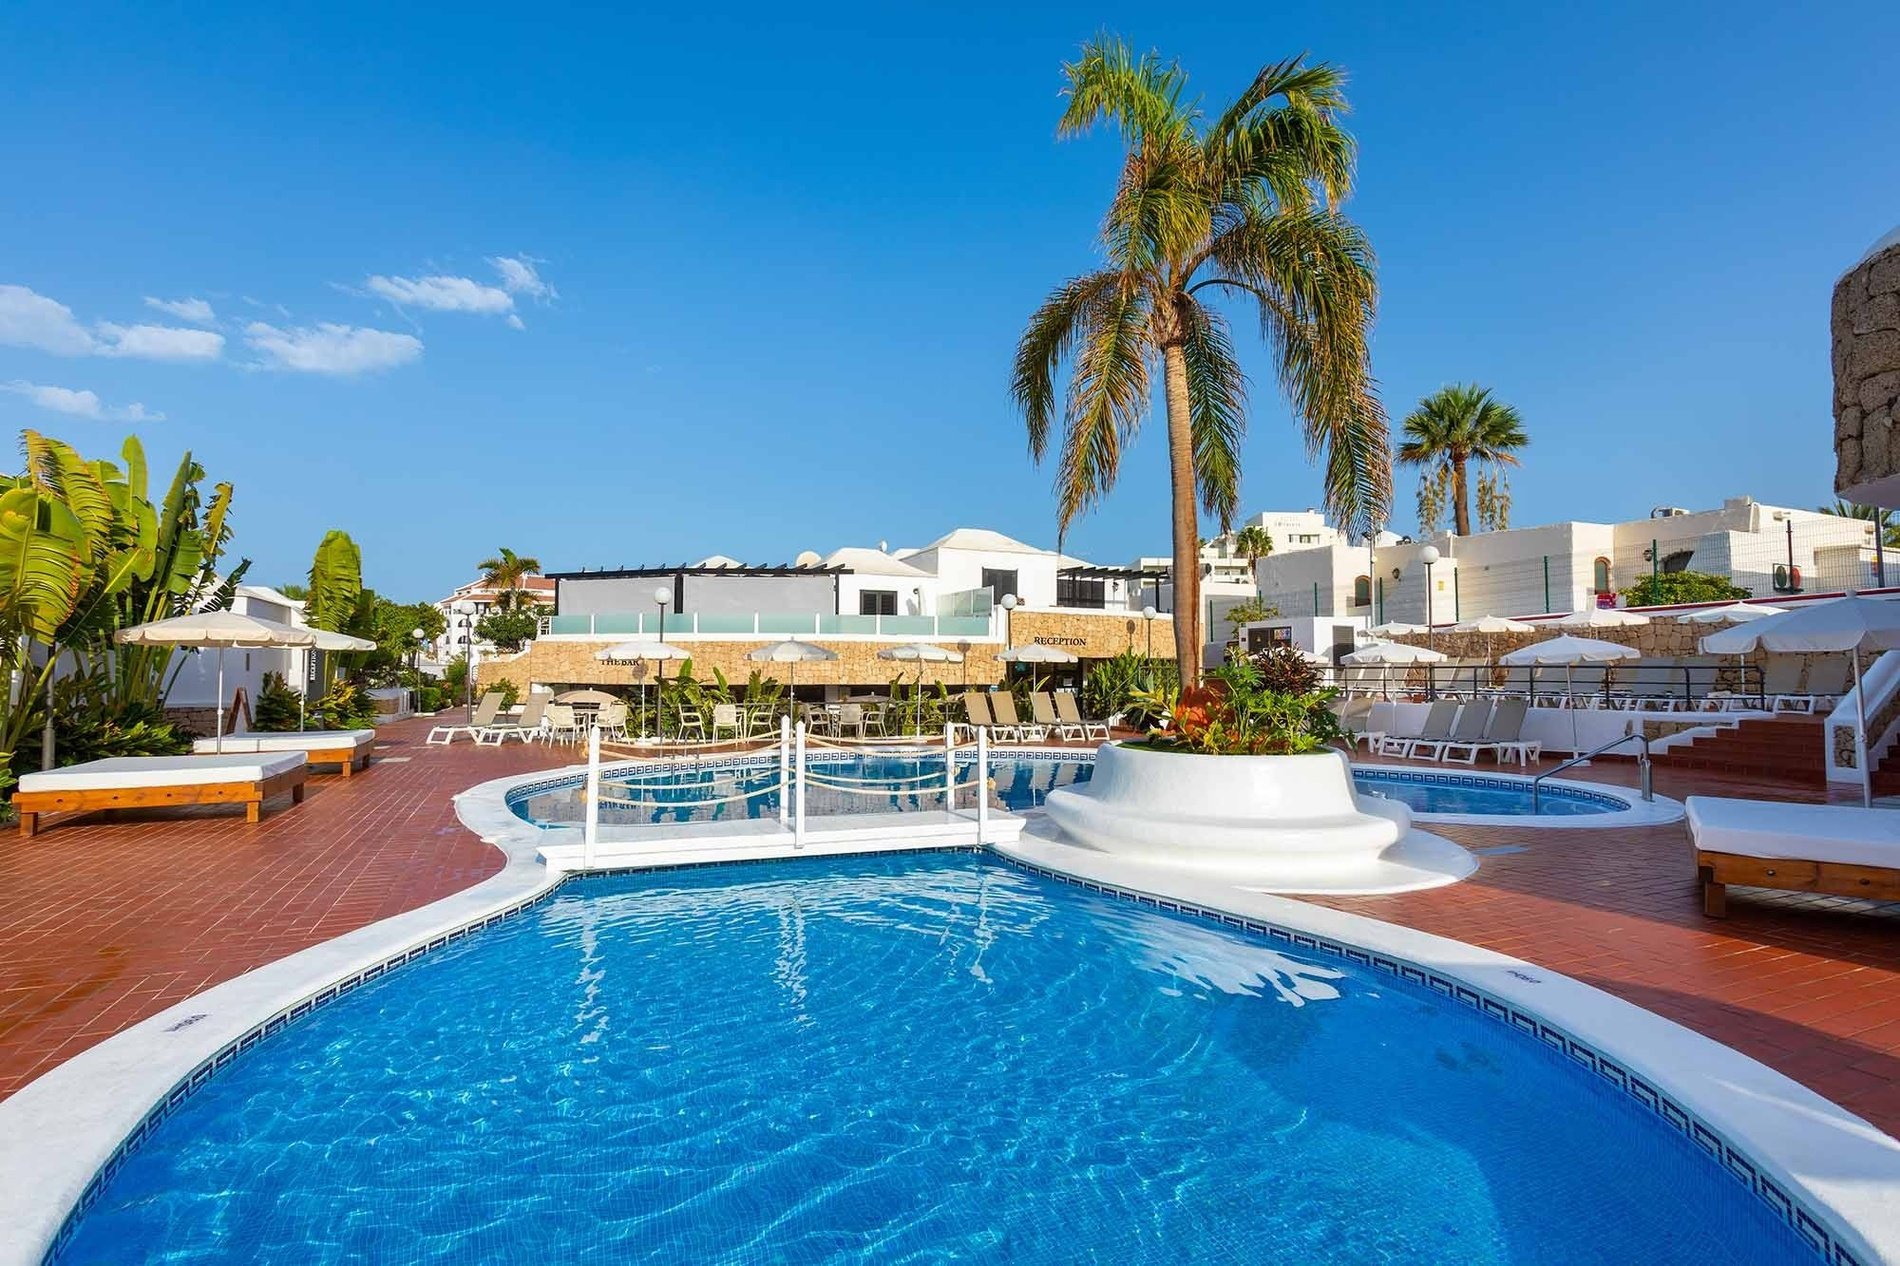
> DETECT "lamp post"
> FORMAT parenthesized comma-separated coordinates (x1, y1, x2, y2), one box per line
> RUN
(1141, 604, 1157, 659)
(1000, 593, 1018, 689)
(654, 585, 672, 741)
(1419, 545, 1440, 698)
(409, 627, 425, 715)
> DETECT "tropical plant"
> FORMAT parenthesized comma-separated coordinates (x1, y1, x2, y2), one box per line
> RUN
(1132, 656, 1342, 755)
(252, 671, 304, 732)
(1232, 523, 1274, 595)
(477, 547, 542, 610)
(1820, 500, 1900, 548)
(1222, 597, 1279, 638)
(1623, 570, 1750, 608)
(304, 530, 363, 632)
(1248, 644, 1324, 695)
(1012, 37, 1388, 683)
(310, 679, 379, 730)
(476, 608, 539, 652)
(1398, 384, 1526, 537)
(39, 691, 191, 772)
(1080, 648, 1179, 730)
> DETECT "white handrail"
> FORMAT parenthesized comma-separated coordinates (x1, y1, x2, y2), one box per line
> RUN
(778, 714, 791, 828)
(943, 723, 955, 807)
(975, 726, 989, 845)
(582, 725, 601, 868)
(793, 720, 807, 849)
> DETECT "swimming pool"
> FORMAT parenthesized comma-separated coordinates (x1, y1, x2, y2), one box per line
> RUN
(507, 752, 1630, 827)
(56, 853, 1813, 1264)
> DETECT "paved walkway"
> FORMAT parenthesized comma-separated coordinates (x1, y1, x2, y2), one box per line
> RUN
(2, 718, 1898, 1138)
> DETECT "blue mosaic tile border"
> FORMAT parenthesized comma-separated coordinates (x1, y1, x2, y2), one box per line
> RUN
(994, 854, 1854, 1266)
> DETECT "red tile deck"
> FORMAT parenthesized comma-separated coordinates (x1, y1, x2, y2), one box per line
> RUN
(2, 720, 1898, 1142)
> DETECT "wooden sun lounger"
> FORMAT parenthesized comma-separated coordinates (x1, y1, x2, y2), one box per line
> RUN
(14, 753, 309, 838)
(192, 729, 376, 776)
(1686, 795, 1900, 917)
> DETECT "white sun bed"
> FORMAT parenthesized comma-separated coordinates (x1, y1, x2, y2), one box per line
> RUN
(14, 753, 308, 838)
(1685, 795, 1900, 917)
(192, 729, 376, 776)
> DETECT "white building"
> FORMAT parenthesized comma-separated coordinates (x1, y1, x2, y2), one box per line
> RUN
(162, 585, 312, 718)
(1253, 497, 1882, 627)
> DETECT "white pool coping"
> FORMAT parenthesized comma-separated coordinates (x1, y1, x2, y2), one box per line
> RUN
(1349, 761, 1688, 828)
(0, 756, 1886, 1265)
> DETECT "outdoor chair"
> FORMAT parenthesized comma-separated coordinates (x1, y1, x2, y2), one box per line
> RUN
(674, 707, 707, 742)
(594, 701, 630, 741)
(710, 703, 743, 742)
(745, 705, 781, 739)
(837, 703, 866, 739)
(542, 703, 582, 745)
(860, 703, 888, 738)
(956, 692, 994, 744)
(1797, 658, 1853, 712)
(1530, 666, 1570, 708)
(1441, 697, 1540, 765)
(1053, 690, 1110, 741)
(1761, 658, 1809, 712)
(427, 691, 504, 745)
(990, 692, 1045, 743)
(1329, 696, 1377, 750)
(1375, 699, 1457, 758)
(476, 692, 550, 745)
(1414, 700, 1490, 762)
(1030, 692, 1082, 742)
(798, 703, 835, 737)
(1492, 665, 1534, 699)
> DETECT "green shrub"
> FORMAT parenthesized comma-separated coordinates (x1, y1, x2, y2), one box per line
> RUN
(1624, 570, 1749, 608)
(1080, 650, 1179, 729)
(253, 672, 305, 731)
(311, 680, 380, 730)
(1132, 657, 1342, 755)
(475, 608, 539, 652)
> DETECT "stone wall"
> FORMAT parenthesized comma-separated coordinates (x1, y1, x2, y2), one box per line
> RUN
(1834, 234, 1900, 498)
(478, 608, 1176, 694)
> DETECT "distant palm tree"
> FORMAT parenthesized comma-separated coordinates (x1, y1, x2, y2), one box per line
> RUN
(1820, 500, 1900, 548)
(1232, 523, 1275, 596)
(1397, 384, 1527, 537)
(1012, 37, 1388, 681)
(477, 547, 542, 610)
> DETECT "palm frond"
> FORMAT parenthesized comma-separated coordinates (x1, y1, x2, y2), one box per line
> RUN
(1012, 272, 1122, 462)
(1176, 299, 1246, 532)
(1054, 286, 1153, 531)
(1058, 35, 1194, 145)
(1204, 57, 1355, 208)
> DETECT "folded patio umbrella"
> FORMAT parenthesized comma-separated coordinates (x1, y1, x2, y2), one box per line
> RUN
(595, 641, 690, 740)
(876, 643, 964, 733)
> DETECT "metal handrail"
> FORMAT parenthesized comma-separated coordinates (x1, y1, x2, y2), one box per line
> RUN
(1530, 732, 1653, 812)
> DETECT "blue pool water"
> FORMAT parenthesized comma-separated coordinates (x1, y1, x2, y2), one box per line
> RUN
(63, 854, 1809, 1264)
(509, 755, 1620, 826)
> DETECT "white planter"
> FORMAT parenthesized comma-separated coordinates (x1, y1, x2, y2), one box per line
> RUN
(1042, 743, 1412, 886)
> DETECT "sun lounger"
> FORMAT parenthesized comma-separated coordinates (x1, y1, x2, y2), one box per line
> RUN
(1440, 697, 1540, 765)
(954, 692, 992, 744)
(1414, 700, 1490, 762)
(1686, 795, 1900, 917)
(1760, 659, 1810, 713)
(1054, 690, 1111, 741)
(990, 692, 1046, 743)
(1792, 658, 1852, 713)
(14, 752, 308, 837)
(476, 693, 550, 746)
(192, 729, 375, 775)
(1375, 699, 1457, 758)
(427, 692, 504, 744)
(1030, 691, 1082, 741)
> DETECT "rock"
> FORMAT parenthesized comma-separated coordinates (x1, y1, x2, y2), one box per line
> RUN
(1863, 372, 1900, 412)
(1855, 293, 1900, 335)
(1851, 329, 1900, 379)
(1870, 251, 1900, 297)
(1837, 405, 1863, 442)
(1865, 410, 1894, 475)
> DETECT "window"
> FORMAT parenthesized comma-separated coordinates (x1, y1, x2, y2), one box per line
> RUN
(858, 590, 897, 616)
(1351, 575, 1372, 607)
(1056, 575, 1106, 608)
(1592, 557, 1611, 592)
(1661, 549, 1694, 575)
(980, 568, 1019, 601)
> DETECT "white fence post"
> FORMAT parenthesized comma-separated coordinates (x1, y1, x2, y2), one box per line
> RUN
(975, 726, 989, 847)
(778, 714, 791, 828)
(794, 720, 807, 849)
(943, 723, 956, 809)
(583, 724, 601, 869)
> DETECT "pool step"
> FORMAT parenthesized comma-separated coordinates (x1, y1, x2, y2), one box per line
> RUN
(1651, 715, 1827, 785)
(536, 808, 1025, 874)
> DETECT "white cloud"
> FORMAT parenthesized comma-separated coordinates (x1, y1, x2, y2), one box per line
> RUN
(365, 273, 514, 315)
(95, 322, 225, 361)
(143, 296, 216, 324)
(3, 379, 163, 422)
(489, 255, 555, 301)
(0, 284, 96, 355)
(0, 284, 224, 361)
(506, 313, 525, 330)
(245, 321, 422, 374)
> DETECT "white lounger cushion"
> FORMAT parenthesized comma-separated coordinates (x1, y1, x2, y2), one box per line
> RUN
(1686, 796, 1900, 870)
(192, 730, 374, 756)
(18, 752, 307, 794)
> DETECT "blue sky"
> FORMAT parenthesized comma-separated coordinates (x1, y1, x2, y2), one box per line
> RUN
(3, 2, 1896, 601)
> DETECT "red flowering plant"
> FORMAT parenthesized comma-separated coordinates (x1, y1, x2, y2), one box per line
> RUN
(1132, 655, 1344, 755)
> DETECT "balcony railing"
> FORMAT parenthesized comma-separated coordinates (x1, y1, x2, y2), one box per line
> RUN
(538, 612, 996, 639)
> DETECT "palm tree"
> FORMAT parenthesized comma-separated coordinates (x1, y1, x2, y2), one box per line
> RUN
(1821, 500, 1900, 548)
(1012, 37, 1388, 683)
(477, 547, 542, 611)
(1232, 523, 1275, 596)
(1397, 384, 1527, 537)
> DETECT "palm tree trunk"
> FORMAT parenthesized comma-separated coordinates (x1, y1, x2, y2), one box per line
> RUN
(1162, 343, 1202, 682)
(1452, 456, 1471, 537)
